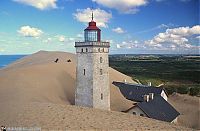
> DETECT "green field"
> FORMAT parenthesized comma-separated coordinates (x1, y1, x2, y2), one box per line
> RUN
(109, 55, 200, 96)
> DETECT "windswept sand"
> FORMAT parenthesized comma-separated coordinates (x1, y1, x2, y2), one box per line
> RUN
(169, 93, 200, 129)
(0, 51, 192, 130)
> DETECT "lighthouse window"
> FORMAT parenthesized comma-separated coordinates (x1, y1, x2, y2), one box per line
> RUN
(101, 93, 103, 100)
(83, 69, 86, 75)
(100, 69, 103, 75)
(85, 30, 98, 42)
(100, 57, 103, 63)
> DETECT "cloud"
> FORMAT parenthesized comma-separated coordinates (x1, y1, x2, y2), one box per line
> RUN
(76, 33, 83, 38)
(166, 25, 200, 36)
(13, 0, 57, 10)
(135, 23, 174, 34)
(73, 8, 112, 28)
(92, 0, 148, 14)
(116, 40, 140, 49)
(58, 35, 65, 42)
(116, 25, 200, 54)
(0, 48, 5, 52)
(112, 27, 125, 34)
(43, 37, 52, 43)
(144, 25, 200, 50)
(180, 0, 191, 2)
(155, 0, 165, 2)
(18, 26, 43, 37)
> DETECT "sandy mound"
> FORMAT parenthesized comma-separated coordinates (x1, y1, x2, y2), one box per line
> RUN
(0, 102, 189, 130)
(0, 51, 133, 111)
(0, 51, 190, 130)
(169, 93, 200, 129)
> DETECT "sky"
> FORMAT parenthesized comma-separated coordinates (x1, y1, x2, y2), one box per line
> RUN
(0, 0, 199, 54)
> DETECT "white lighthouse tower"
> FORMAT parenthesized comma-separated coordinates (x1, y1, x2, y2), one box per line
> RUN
(75, 13, 110, 110)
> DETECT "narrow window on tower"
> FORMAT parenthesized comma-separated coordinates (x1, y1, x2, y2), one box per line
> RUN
(100, 69, 103, 75)
(98, 48, 100, 52)
(100, 57, 103, 63)
(83, 69, 86, 75)
(86, 48, 88, 52)
(101, 93, 103, 100)
(81, 48, 83, 53)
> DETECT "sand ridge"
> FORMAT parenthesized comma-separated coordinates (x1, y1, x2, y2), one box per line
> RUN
(0, 51, 193, 130)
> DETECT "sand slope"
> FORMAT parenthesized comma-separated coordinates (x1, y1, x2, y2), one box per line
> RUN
(169, 93, 200, 129)
(0, 51, 191, 130)
(0, 102, 190, 130)
(0, 51, 133, 111)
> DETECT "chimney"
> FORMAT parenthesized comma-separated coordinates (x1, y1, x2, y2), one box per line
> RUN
(149, 93, 154, 100)
(144, 95, 149, 102)
(148, 82, 152, 86)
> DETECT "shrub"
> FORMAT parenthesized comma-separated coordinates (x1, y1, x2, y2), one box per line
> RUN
(189, 87, 200, 96)
(165, 87, 177, 95)
(177, 86, 189, 94)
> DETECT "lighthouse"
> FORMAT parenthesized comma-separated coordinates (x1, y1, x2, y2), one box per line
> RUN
(75, 12, 110, 110)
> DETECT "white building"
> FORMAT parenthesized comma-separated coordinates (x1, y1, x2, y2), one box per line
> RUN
(75, 13, 110, 110)
(124, 94, 179, 123)
(113, 81, 179, 123)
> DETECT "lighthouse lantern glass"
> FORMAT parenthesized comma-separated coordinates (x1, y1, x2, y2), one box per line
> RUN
(85, 30, 98, 42)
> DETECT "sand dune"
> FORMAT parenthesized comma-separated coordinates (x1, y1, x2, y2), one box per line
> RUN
(169, 93, 200, 129)
(0, 102, 190, 130)
(0, 51, 133, 111)
(0, 51, 190, 130)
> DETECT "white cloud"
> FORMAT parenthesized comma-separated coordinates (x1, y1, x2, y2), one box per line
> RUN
(135, 23, 174, 34)
(116, 25, 200, 54)
(13, 0, 57, 10)
(58, 35, 65, 42)
(0, 48, 5, 52)
(155, 0, 165, 2)
(112, 27, 125, 34)
(180, 0, 191, 2)
(116, 44, 121, 49)
(76, 33, 83, 38)
(116, 40, 140, 49)
(92, 0, 148, 14)
(18, 26, 43, 37)
(105, 39, 114, 43)
(144, 25, 200, 50)
(43, 37, 52, 43)
(73, 8, 112, 28)
(166, 25, 200, 36)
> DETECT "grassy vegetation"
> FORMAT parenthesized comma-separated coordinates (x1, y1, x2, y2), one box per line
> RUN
(109, 54, 200, 96)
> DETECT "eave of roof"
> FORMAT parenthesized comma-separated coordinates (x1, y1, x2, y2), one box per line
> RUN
(136, 96, 180, 122)
(112, 81, 165, 102)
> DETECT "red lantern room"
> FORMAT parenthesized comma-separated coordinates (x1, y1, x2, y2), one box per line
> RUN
(84, 12, 101, 42)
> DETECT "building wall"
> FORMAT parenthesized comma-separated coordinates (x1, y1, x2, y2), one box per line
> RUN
(126, 106, 147, 117)
(75, 46, 110, 110)
(161, 90, 168, 101)
(171, 117, 178, 123)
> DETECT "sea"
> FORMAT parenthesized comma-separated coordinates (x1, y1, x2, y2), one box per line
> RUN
(0, 55, 26, 68)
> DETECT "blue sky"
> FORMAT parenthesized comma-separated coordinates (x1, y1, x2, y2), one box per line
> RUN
(0, 0, 199, 54)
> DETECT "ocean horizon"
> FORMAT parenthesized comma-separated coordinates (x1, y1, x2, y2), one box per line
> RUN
(0, 53, 199, 69)
(0, 55, 26, 68)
